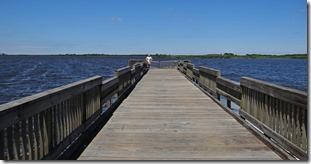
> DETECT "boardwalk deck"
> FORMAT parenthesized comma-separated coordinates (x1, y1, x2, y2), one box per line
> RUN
(78, 69, 282, 160)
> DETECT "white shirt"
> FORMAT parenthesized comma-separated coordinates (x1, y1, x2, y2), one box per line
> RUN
(146, 56, 153, 64)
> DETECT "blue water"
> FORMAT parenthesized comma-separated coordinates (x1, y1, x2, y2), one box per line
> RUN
(0, 56, 307, 105)
(189, 58, 308, 91)
(0, 55, 145, 104)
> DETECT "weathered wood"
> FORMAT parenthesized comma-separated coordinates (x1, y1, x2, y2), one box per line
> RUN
(13, 122, 20, 160)
(240, 77, 308, 160)
(199, 66, 221, 76)
(216, 89, 241, 105)
(216, 77, 241, 105)
(178, 60, 190, 74)
(186, 63, 194, 79)
(0, 130, 4, 159)
(78, 69, 282, 160)
(240, 110, 307, 160)
(152, 60, 178, 68)
(115, 66, 131, 96)
(131, 63, 142, 83)
(115, 66, 131, 76)
(0, 75, 105, 160)
(128, 59, 144, 68)
(198, 66, 221, 97)
(217, 77, 241, 93)
(177, 60, 307, 159)
(192, 68, 200, 83)
(240, 77, 307, 109)
(0, 76, 102, 130)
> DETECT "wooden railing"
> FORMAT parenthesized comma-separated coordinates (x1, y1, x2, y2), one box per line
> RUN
(198, 66, 221, 97)
(216, 77, 241, 108)
(151, 60, 179, 68)
(177, 60, 308, 160)
(0, 61, 148, 160)
(240, 77, 307, 160)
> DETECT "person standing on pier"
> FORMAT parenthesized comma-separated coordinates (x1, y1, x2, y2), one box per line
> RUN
(145, 54, 153, 67)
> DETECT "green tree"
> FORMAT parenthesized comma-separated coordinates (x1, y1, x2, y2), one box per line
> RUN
(223, 53, 235, 56)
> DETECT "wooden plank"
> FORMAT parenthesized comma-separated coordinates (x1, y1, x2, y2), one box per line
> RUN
(7, 127, 14, 159)
(21, 120, 27, 160)
(27, 117, 34, 160)
(13, 122, 20, 160)
(0, 130, 4, 159)
(33, 115, 38, 160)
(78, 69, 282, 160)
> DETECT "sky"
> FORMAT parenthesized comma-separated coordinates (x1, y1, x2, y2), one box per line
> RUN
(0, 0, 307, 55)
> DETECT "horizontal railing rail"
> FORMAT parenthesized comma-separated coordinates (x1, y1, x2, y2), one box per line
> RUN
(151, 60, 179, 68)
(177, 60, 308, 160)
(216, 77, 241, 108)
(0, 60, 148, 160)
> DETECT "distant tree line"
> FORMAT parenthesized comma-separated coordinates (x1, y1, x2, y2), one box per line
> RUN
(244, 54, 307, 59)
(1, 53, 307, 59)
(150, 53, 307, 59)
(60, 54, 112, 56)
(157, 53, 307, 59)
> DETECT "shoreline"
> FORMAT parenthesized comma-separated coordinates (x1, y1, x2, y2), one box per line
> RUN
(0, 53, 308, 59)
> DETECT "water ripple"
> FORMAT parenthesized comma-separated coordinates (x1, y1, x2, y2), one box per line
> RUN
(0, 56, 307, 105)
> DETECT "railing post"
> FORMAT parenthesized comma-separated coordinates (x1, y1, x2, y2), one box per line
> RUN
(216, 93, 220, 100)
(115, 66, 131, 96)
(177, 61, 181, 71)
(226, 99, 231, 108)
(186, 63, 194, 80)
(128, 59, 144, 68)
(199, 66, 221, 97)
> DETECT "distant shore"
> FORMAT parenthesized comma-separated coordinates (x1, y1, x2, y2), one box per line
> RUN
(0, 53, 307, 59)
(148, 53, 308, 59)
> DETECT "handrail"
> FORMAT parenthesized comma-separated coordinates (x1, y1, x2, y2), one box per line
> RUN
(216, 77, 241, 107)
(240, 77, 308, 160)
(0, 76, 103, 160)
(177, 60, 308, 160)
(0, 60, 148, 160)
(151, 60, 179, 68)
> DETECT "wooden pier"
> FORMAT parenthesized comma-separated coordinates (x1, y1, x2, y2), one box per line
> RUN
(78, 68, 282, 160)
(0, 60, 308, 160)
